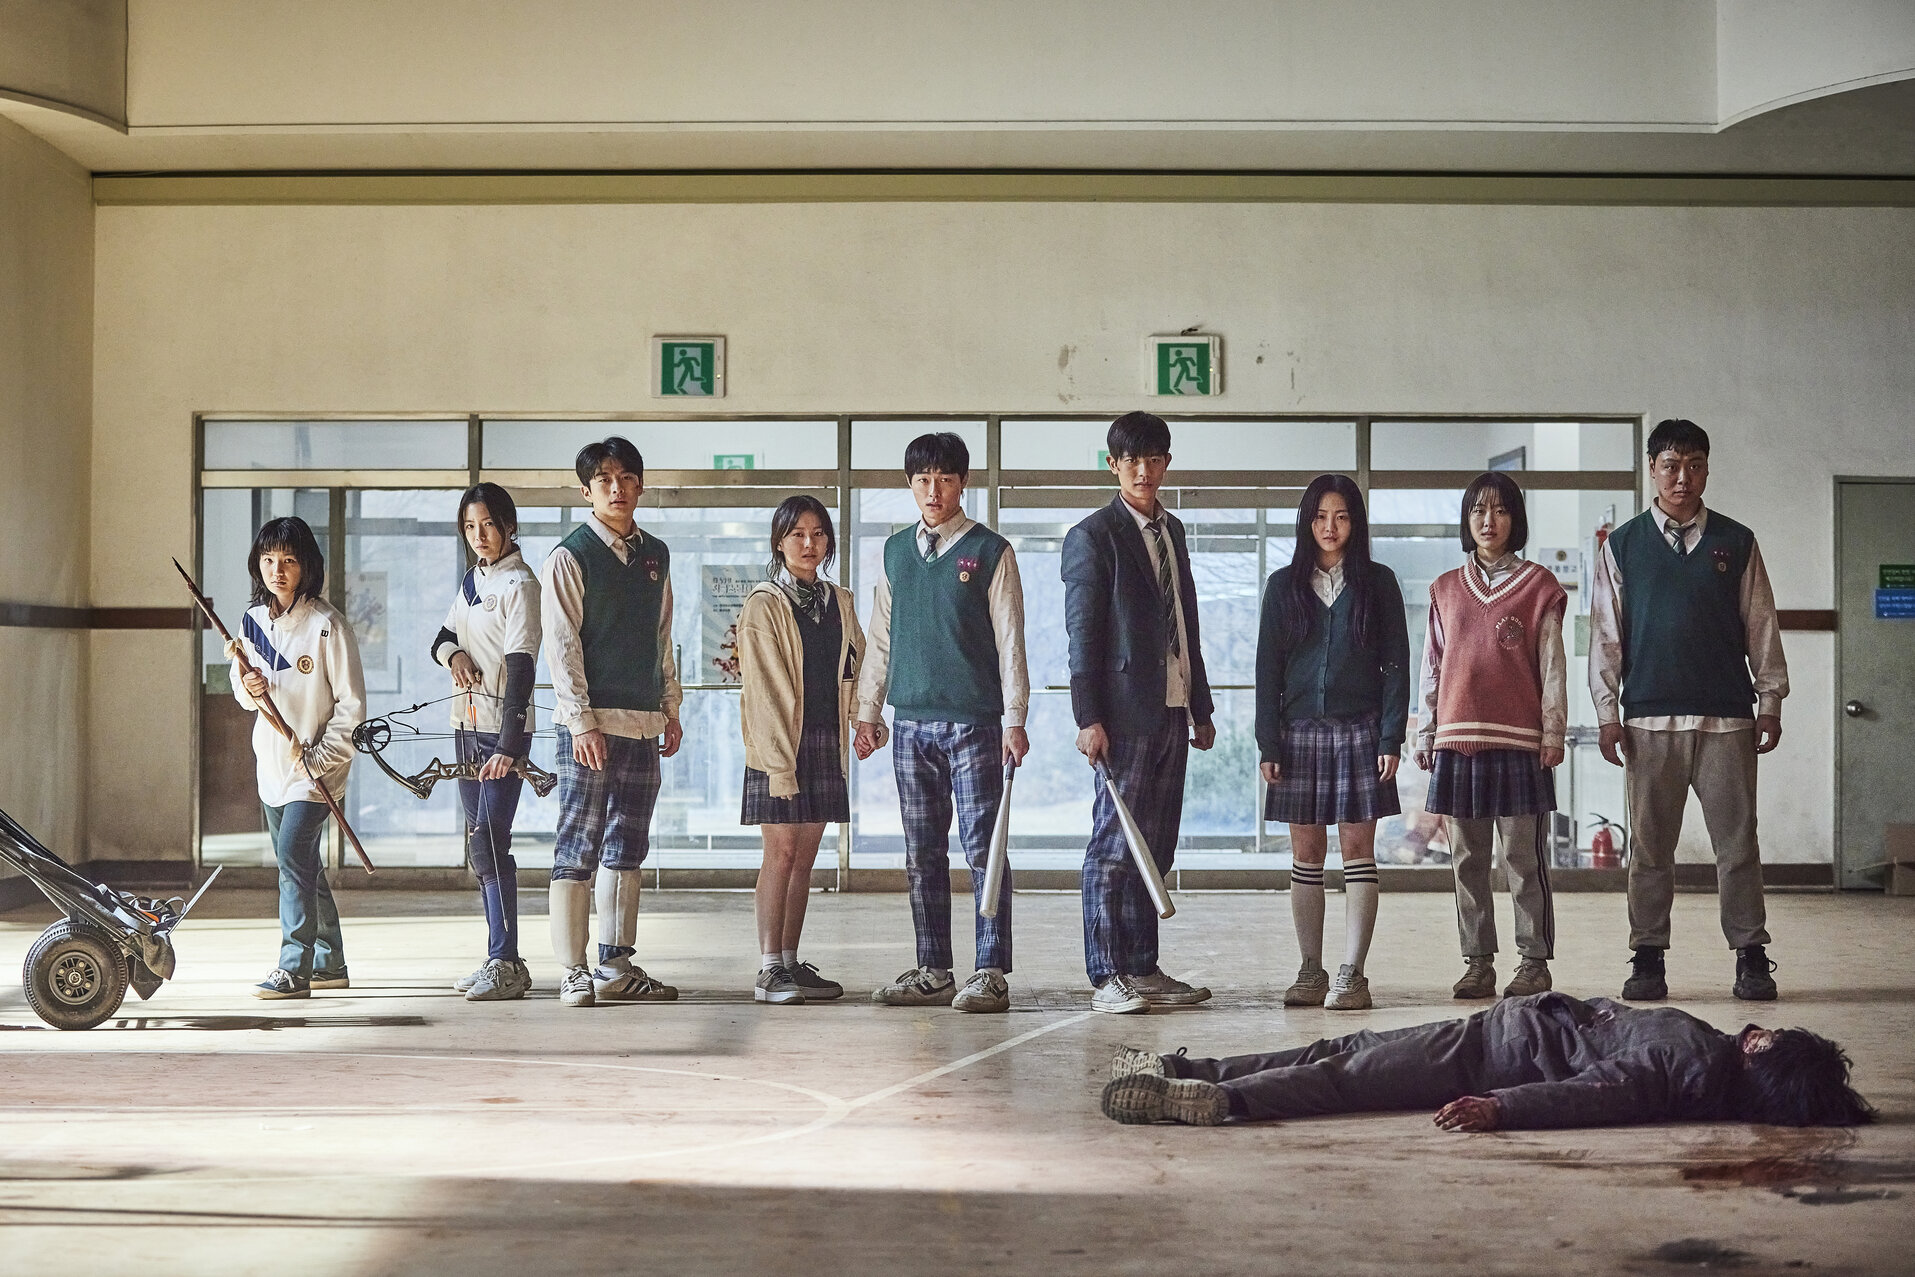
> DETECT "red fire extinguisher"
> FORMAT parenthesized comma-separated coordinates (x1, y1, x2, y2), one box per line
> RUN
(1589, 813, 1627, 868)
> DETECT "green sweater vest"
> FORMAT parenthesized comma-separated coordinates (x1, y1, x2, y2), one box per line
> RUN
(559, 523, 668, 712)
(1609, 508, 1756, 719)
(883, 523, 1007, 725)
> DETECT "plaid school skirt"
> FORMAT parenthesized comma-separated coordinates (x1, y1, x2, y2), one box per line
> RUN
(741, 723, 850, 825)
(1265, 714, 1402, 826)
(1424, 747, 1557, 819)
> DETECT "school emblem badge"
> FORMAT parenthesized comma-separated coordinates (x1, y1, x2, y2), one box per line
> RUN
(1494, 615, 1526, 650)
(1710, 547, 1732, 574)
(957, 556, 979, 583)
(296, 655, 315, 674)
(483, 594, 498, 611)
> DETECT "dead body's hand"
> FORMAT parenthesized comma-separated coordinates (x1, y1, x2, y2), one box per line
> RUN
(1433, 1096, 1502, 1132)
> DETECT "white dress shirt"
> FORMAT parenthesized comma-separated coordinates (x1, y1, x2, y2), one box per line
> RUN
(1124, 499, 1193, 711)
(1587, 502, 1788, 732)
(1312, 561, 1346, 607)
(433, 548, 541, 734)
(856, 512, 1031, 728)
(538, 513, 682, 740)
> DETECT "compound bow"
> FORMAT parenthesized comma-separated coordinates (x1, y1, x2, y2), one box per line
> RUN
(351, 694, 559, 800)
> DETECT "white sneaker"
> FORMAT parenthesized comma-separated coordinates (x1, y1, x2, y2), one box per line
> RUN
(465, 958, 528, 1002)
(1092, 975, 1149, 1015)
(870, 967, 956, 1006)
(453, 964, 487, 993)
(1324, 963, 1372, 1011)
(559, 964, 596, 1007)
(952, 970, 1010, 1013)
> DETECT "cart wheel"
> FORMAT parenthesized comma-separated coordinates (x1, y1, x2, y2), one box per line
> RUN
(23, 920, 128, 1030)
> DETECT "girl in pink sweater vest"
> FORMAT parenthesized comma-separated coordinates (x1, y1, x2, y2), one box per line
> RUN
(1415, 472, 1568, 1001)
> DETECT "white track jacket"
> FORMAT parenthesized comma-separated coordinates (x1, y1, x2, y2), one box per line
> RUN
(232, 595, 367, 807)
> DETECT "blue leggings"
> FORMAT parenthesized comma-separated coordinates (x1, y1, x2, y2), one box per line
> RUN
(457, 730, 524, 961)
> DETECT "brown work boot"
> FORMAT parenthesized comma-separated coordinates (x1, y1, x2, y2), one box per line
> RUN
(1502, 958, 1552, 998)
(1452, 957, 1497, 999)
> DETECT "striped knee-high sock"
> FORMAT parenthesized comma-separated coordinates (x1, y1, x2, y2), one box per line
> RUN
(1290, 862, 1326, 968)
(1342, 858, 1379, 973)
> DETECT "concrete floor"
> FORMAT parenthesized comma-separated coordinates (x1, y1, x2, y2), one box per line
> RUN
(0, 886, 1910, 1276)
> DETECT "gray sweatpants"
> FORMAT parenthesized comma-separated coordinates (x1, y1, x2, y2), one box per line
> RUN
(1171, 1019, 1485, 1121)
(1623, 726, 1769, 951)
(1449, 815, 1555, 960)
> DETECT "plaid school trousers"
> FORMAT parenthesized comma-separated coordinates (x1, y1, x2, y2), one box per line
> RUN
(1082, 708, 1188, 985)
(552, 727, 661, 881)
(893, 718, 1012, 973)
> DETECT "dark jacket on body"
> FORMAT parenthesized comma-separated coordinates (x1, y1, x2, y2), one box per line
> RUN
(1479, 993, 1741, 1128)
(1254, 562, 1412, 758)
(1062, 495, 1215, 735)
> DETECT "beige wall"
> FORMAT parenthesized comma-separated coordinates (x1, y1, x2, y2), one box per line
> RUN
(126, 0, 1714, 128)
(1719, 0, 1915, 123)
(89, 198, 1915, 862)
(0, 115, 93, 862)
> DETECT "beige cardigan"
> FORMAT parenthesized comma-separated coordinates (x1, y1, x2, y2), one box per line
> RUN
(737, 580, 882, 798)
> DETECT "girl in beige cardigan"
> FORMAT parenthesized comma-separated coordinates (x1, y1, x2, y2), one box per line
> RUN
(737, 496, 880, 1003)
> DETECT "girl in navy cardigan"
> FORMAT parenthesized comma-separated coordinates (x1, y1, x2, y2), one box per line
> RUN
(1255, 475, 1410, 1012)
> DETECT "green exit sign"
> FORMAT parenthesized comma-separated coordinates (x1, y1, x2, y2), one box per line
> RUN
(714, 454, 754, 470)
(1144, 334, 1222, 396)
(652, 336, 726, 398)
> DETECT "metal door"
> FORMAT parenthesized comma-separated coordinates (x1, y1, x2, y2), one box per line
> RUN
(1836, 479, 1915, 888)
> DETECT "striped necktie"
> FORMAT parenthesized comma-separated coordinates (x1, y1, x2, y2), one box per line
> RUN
(922, 528, 939, 563)
(1144, 518, 1181, 658)
(1667, 521, 1695, 556)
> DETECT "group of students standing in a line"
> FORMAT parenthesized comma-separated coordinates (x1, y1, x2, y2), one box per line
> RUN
(226, 412, 1789, 1012)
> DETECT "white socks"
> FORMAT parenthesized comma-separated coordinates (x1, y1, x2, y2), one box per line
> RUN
(762, 953, 783, 972)
(1290, 862, 1326, 968)
(548, 878, 593, 970)
(1343, 858, 1379, 973)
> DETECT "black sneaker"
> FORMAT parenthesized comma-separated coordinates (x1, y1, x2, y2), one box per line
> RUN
(310, 968, 350, 990)
(788, 961, 844, 1001)
(1621, 947, 1667, 1001)
(1733, 945, 1778, 1001)
(253, 968, 310, 1000)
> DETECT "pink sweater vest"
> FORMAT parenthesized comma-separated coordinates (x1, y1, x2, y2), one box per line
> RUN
(1429, 559, 1566, 755)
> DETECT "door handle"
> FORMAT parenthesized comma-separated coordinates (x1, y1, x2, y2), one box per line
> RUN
(1844, 700, 1866, 718)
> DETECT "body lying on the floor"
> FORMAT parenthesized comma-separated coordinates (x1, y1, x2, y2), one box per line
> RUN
(1102, 992, 1873, 1129)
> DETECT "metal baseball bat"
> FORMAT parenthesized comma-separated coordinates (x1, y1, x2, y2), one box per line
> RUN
(980, 759, 1016, 919)
(1094, 759, 1175, 919)
(175, 558, 377, 874)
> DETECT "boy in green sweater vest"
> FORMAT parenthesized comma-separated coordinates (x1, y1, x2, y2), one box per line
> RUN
(855, 433, 1030, 1013)
(539, 437, 684, 1009)
(1590, 419, 1789, 1003)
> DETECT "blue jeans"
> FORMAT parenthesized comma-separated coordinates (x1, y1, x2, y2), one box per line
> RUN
(457, 729, 523, 961)
(266, 800, 345, 979)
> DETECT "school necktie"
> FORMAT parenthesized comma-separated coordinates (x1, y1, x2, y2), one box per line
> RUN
(1144, 518, 1181, 658)
(922, 528, 939, 563)
(1667, 521, 1695, 556)
(620, 531, 642, 563)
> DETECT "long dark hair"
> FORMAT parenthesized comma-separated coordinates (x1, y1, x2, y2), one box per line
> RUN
(457, 482, 520, 558)
(248, 516, 326, 608)
(1280, 474, 1373, 647)
(1735, 1029, 1876, 1127)
(766, 494, 837, 579)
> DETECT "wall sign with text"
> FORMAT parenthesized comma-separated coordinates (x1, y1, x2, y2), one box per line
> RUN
(1144, 334, 1222, 396)
(652, 336, 726, 398)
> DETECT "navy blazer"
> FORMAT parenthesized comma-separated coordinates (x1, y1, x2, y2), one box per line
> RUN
(1062, 494, 1215, 734)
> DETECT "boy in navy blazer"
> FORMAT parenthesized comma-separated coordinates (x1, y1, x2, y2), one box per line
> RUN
(1062, 412, 1217, 1014)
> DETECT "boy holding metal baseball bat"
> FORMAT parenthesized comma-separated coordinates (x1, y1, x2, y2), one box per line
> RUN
(1062, 413, 1216, 1015)
(855, 432, 1030, 1014)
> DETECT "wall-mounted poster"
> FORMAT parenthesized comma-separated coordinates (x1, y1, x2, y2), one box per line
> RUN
(702, 564, 757, 684)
